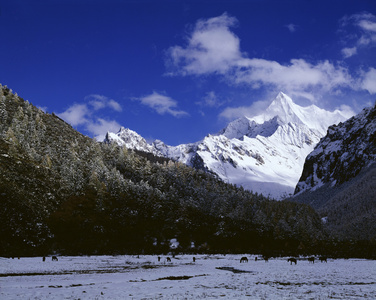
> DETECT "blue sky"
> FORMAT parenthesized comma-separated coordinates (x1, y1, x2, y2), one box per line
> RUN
(1, 0, 375, 145)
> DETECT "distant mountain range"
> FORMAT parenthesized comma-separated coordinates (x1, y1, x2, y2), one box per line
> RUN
(105, 92, 349, 199)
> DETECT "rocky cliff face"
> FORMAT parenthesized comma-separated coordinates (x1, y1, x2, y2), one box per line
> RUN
(295, 103, 376, 195)
(292, 103, 376, 241)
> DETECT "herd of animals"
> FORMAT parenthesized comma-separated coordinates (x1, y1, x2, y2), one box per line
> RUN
(240, 256, 327, 264)
(10, 255, 327, 264)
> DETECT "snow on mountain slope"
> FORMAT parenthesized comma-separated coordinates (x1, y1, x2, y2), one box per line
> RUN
(105, 127, 159, 155)
(105, 92, 350, 199)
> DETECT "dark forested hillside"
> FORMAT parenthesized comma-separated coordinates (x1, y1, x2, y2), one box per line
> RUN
(0, 84, 334, 256)
(292, 162, 376, 241)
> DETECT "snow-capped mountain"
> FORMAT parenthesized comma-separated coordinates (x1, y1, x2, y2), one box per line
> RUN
(295, 103, 376, 195)
(105, 127, 158, 154)
(105, 92, 349, 199)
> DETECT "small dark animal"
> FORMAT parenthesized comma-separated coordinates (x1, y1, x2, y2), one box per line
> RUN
(263, 256, 269, 262)
(319, 256, 327, 263)
(158, 256, 161, 262)
(255, 257, 258, 261)
(52, 256, 58, 261)
(240, 256, 248, 263)
(166, 257, 171, 262)
(308, 257, 315, 264)
(193, 257, 196, 263)
(43, 256, 46, 262)
(288, 257, 297, 265)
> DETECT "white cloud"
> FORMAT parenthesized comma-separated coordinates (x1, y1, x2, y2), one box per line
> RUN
(340, 12, 376, 53)
(358, 19, 376, 33)
(341, 46, 357, 58)
(219, 99, 270, 120)
(108, 99, 122, 112)
(58, 103, 89, 126)
(285, 23, 298, 33)
(85, 94, 122, 112)
(337, 104, 356, 119)
(167, 13, 243, 76)
(57, 94, 122, 139)
(167, 14, 354, 96)
(136, 92, 188, 117)
(86, 118, 122, 141)
(233, 58, 353, 93)
(361, 67, 376, 94)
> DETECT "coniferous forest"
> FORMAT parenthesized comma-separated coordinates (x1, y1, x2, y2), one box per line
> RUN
(0, 85, 374, 258)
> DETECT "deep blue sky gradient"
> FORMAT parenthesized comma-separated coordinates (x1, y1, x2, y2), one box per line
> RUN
(1, 0, 375, 144)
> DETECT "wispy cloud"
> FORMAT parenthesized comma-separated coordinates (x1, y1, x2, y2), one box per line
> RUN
(285, 23, 298, 33)
(341, 46, 357, 58)
(360, 67, 376, 94)
(196, 91, 225, 108)
(86, 118, 122, 140)
(135, 91, 188, 117)
(57, 94, 122, 140)
(340, 12, 376, 57)
(58, 103, 89, 126)
(85, 94, 123, 112)
(219, 99, 270, 120)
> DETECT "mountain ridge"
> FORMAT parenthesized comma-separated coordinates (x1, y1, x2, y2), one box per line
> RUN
(105, 92, 350, 199)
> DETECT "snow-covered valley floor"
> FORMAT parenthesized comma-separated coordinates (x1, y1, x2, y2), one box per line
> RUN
(1, 254, 375, 299)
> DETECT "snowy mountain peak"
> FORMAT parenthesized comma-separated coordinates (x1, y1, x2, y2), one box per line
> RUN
(252, 92, 305, 127)
(105, 127, 158, 154)
(272, 92, 295, 111)
(105, 92, 350, 199)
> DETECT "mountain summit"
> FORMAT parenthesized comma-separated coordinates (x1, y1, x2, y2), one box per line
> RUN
(105, 93, 350, 199)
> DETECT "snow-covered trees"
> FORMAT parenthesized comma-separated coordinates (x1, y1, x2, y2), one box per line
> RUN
(0, 85, 333, 256)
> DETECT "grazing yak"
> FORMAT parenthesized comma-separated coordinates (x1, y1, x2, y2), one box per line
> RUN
(308, 257, 315, 264)
(52, 256, 58, 261)
(240, 256, 248, 263)
(288, 257, 297, 265)
(319, 256, 327, 263)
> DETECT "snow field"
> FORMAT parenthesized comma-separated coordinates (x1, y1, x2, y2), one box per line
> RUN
(1, 255, 375, 299)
